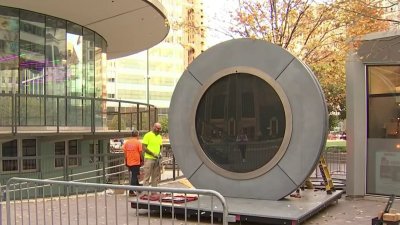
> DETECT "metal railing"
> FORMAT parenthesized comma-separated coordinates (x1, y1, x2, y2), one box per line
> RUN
(322, 149, 347, 178)
(3, 177, 228, 225)
(0, 153, 125, 187)
(0, 93, 158, 134)
(0, 151, 183, 196)
(310, 148, 347, 189)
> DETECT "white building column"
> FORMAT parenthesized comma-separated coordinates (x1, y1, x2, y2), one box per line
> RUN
(345, 52, 367, 197)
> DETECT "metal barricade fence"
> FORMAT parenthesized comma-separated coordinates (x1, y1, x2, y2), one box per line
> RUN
(309, 148, 347, 190)
(4, 177, 228, 225)
(320, 149, 347, 180)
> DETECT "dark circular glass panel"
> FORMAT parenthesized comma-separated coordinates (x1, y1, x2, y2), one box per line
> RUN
(195, 73, 286, 173)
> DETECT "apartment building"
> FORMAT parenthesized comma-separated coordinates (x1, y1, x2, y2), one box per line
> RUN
(108, 0, 205, 116)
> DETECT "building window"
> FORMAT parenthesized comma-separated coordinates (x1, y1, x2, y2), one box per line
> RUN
(2, 140, 18, 172)
(368, 65, 400, 138)
(68, 140, 79, 166)
(107, 93, 115, 98)
(54, 140, 80, 168)
(22, 139, 37, 170)
(1, 139, 38, 172)
(89, 140, 102, 163)
(242, 92, 255, 118)
(211, 94, 225, 119)
(367, 65, 400, 195)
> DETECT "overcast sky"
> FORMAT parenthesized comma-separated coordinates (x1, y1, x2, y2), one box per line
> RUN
(202, 0, 240, 48)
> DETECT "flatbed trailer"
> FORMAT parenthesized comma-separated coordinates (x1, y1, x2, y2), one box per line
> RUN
(130, 189, 344, 224)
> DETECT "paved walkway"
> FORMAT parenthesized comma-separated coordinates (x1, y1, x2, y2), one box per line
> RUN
(1, 174, 396, 225)
(303, 196, 393, 225)
(151, 178, 393, 225)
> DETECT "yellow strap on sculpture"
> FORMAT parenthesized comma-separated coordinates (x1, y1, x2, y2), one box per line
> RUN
(318, 156, 335, 194)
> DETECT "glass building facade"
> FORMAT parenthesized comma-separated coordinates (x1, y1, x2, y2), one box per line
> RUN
(0, 6, 108, 128)
(0, 1, 165, 195)
(108, 47, 184, 109)
(108, 0, 204, 115)
(367, 65, 400, 195)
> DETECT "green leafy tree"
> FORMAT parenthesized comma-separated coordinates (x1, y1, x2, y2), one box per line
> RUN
(329, 114, 340, 131)
(159, 116, 169, 135)
(107, 116, 127, 130)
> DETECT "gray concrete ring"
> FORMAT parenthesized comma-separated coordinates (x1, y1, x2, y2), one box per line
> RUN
(169, 38, 328, 200)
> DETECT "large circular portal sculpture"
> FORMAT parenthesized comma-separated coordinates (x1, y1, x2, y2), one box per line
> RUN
(169, 39, 328, 200)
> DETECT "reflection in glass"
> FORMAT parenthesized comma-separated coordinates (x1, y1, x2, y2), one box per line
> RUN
(95, 33, 107, 99)
(67, 21, 83, 97)
(46, 16, 66, 126)
(196, 73, 285, 173)
(67, 22, 83, 126)
(46, 16, 66, 96)
(0, 5, 108, 128)
(19, 10, 45, 125)
(83, 28, 94, 126)
(83, 28, 95, 97)
(0, 6, 19, 94)
(368, 66, 400, 139)
(94, 34, 107, 127)
(19, 10, 45, 95)
(0, 7, 19, 126)
(367, 65, 400, 195)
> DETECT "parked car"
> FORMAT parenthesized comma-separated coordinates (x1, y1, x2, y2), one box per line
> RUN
(339, 132, 346, 140)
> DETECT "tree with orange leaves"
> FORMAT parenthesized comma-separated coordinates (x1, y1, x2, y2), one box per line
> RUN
(230, 0, 391, 128)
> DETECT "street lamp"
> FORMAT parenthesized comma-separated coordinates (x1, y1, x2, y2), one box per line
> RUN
(146, 49, 150, 105)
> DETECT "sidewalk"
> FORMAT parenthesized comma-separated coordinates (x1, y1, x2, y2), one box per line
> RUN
(161, 177, 394, 225)
(303, 196, 392, 225)
(0, 174, 394, 225)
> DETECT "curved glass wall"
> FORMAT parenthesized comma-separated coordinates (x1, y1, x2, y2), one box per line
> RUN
(0, 6, 108, 128)
(195, 73, 286, 173)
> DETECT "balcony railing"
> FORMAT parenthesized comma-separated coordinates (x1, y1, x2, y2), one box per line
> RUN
(0, 93, 157, 134)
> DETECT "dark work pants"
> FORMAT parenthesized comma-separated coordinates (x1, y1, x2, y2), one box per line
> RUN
(129, 165, 141, 187)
